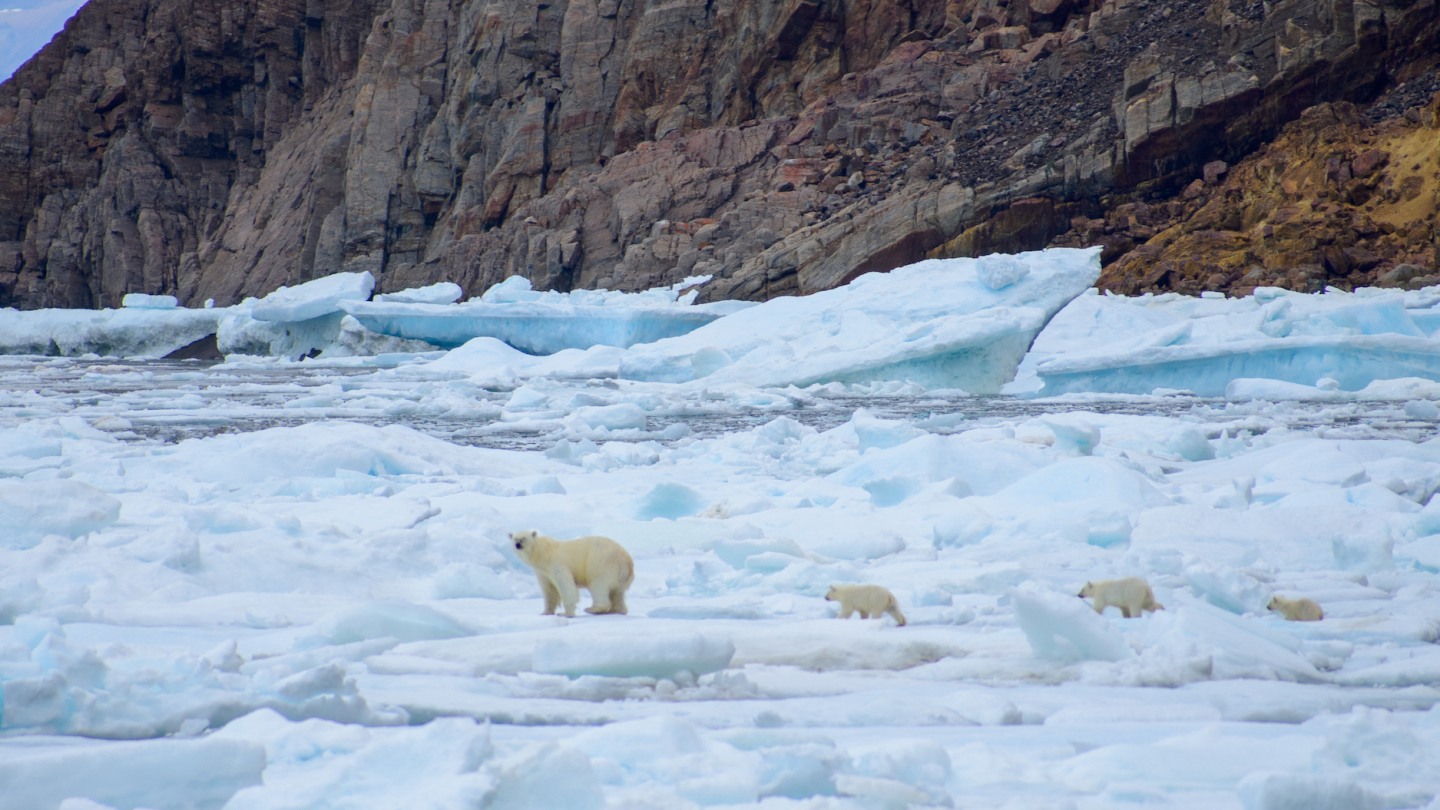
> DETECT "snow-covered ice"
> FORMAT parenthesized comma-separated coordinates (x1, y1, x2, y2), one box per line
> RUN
(3, 249, 1440, 808)
(1021, 285, 1440, 396)
(619, 248, 1099, 391)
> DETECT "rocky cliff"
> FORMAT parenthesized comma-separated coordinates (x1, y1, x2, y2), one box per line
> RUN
(1, 0, 1437, 309)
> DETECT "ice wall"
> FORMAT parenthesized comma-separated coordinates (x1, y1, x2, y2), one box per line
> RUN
(0, 307, 223, 358)
(1027, 287, 1440, 396)
(618, 247, 1103, 393)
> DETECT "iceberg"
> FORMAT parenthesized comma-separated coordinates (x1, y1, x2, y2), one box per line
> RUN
(0, 306, 223, 358)
(249, 271, 375, 323)
(340, 299, 732, 353)
(121, 293, 179, 309)
(373, 282, 463, 305)
(339, 274, 745, 354)
(1027, 286, 1440, 396)
(0, 273, 379, 360)
(618, 247, 1102, 393)
(6, 247, 1439, 402)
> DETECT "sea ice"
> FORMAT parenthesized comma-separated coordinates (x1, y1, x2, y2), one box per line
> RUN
(0, 735, 265, 810)
(533, 631, 735, 679)
(4, 249, 1440, 807)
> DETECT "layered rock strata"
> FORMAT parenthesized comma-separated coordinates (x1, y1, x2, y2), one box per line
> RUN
(1, 0, 1437, 309)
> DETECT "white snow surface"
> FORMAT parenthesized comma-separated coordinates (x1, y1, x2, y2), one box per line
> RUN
(4, 249, 1440, 808)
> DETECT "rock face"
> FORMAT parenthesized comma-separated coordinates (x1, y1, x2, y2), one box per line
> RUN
(1081, 82, 1440, 296)
(1, 0, 1438, 309)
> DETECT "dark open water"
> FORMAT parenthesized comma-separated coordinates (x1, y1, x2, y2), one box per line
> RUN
(2, 357, 1437, 450)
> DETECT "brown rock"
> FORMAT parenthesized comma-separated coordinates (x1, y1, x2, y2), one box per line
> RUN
(1351, 148, 1387, 177)
(1, 0, 1438, 310)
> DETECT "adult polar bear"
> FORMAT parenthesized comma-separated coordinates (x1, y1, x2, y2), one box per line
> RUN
(1078, 576, 1164, 618)
(826, 584, 907, 626)
(510, 530, 635, 617)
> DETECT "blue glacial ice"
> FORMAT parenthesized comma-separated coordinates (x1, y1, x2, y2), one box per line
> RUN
(5, 248, 1440, 399)
(1026, 286, 1440, 396)
(341, 275, 745, 353)
(618, 247, 1102, 392)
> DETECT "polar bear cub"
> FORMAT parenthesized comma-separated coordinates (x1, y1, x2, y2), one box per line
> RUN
(509, 529, 635, 617)
(1268, 595, 1323, 621)
(1078, 577, 1163, 618)
(825, 584, 907, 626)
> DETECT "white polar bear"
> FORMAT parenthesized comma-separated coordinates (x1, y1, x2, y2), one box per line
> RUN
(825, 584, 907, 626)
(1268, 595, 1323, 621)
(510, 529, 634, 617)
(1078, 577, 1163, 618)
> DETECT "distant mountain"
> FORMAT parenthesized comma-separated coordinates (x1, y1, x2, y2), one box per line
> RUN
(0, 0, 1437, 310)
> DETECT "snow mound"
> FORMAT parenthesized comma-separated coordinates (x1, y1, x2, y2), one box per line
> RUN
(533, 631, 735, 679)
(1012, 584, 1134, 662)
(0, 480, 120, 548)
(0, 735, 264, 810)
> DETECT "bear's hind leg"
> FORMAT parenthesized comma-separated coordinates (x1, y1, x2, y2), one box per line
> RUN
(887, 606, 907, 627)
(584, 575, 616, 614)
(610, 586, 628, 615)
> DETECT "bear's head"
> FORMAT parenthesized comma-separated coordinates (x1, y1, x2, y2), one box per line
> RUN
(824, 585, 838, 601)
(1077, 582, 1095, 598)
(1266, 596, 1279, 610)
(509, 529, 540, 561)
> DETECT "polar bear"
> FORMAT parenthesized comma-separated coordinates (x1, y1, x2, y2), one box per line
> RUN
(825, 584, 907, 626)
(1268, 595, 1323, 621)
(1078, 577, 1163, 618)
(509, 529, 634, 617)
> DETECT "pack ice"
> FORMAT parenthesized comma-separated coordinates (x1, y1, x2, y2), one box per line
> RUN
(3, 248, 1440, 809)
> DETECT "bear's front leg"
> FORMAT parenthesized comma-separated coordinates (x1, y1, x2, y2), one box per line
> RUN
(540, 578, 561, 615)
(837, 604, 854, 619)
(553, 569, 580, 617)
